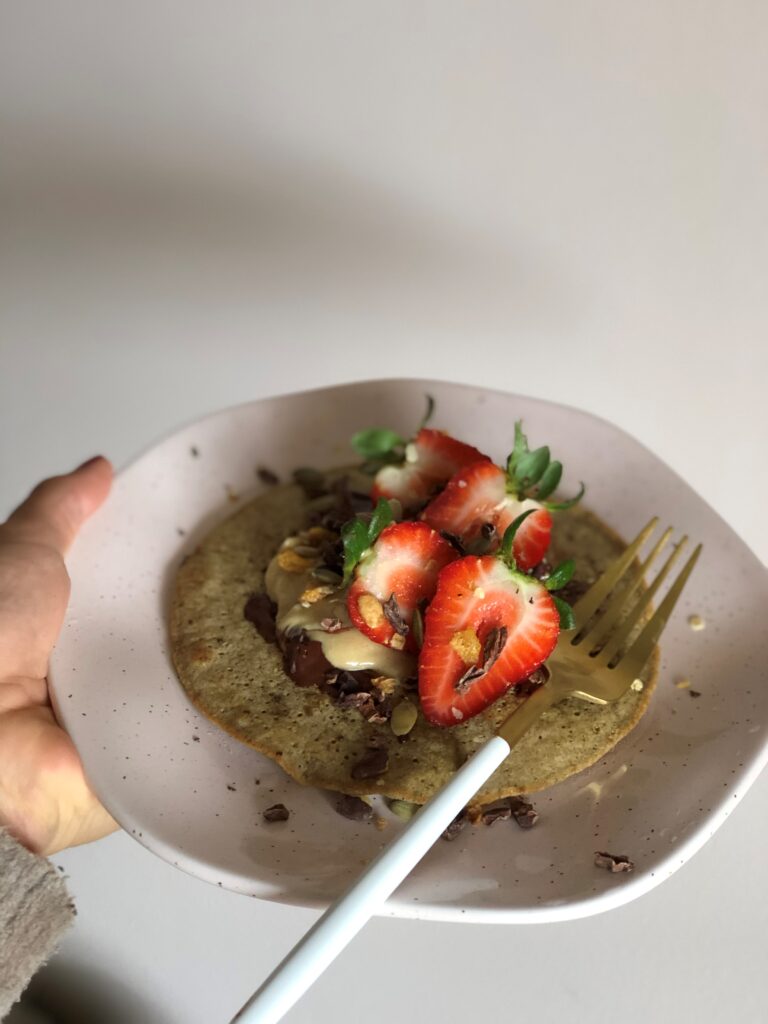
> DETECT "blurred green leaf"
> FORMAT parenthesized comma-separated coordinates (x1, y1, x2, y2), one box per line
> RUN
(544, 559, 576, 591)
(553, 596, 576, 630)
(351, 428, 405, 459)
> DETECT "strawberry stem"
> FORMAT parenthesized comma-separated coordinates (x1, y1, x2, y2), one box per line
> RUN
(506, 419, 584, 509)
(499, 508, 537, 569)
(417, 393, 436, 431)
(544, 482, 585, 511)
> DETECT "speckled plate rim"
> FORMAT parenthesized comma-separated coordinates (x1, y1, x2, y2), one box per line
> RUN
(49, 378, 768, 923)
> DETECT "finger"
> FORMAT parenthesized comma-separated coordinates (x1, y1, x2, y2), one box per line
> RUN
(0, 457, 113, 681)
(2, 456, 113, 556)
(0, 705, 119, 855)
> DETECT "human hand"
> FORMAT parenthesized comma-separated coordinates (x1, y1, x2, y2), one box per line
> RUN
(0, 457, 119, 855)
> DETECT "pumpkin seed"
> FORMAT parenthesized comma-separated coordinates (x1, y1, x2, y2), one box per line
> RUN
(276, 548, 317, 574)
(390, 699, 418, 737)
(293, 544, 320, 558)
(387, 798, 420, 821)
(411, 606, 424, 649)
(311, 567, 344, 585)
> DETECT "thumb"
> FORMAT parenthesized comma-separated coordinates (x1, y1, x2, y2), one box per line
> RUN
(4, 457, 113, 555)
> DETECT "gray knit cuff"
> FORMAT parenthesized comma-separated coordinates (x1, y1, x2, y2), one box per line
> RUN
(0, 828, 75, 1019)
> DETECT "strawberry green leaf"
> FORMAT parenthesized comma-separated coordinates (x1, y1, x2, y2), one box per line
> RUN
(418, 393, 436, 431)
(513, 446, 550, 491)
(552, 595, 576, 631)
(544, 559, 576, 591)
(352, 396, 434, 464)
(506, 421, 528, 478)
(545, 481, 586, 511)
(367, 498, 394, 546)
(341, 518, 371, 585)
(341, 499, 394, 585)
(351, 428, 406, 460)
(513, 420, 528, 461)
(499, 508, 537, 568)
(505, 420, 582, 508)
(534, 460, 563, 500)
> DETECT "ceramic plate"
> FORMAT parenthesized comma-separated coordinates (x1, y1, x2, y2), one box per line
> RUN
(49, 380, 768, 923)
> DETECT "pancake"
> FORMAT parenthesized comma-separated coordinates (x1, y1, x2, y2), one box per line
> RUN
(169, 482, 658, 805)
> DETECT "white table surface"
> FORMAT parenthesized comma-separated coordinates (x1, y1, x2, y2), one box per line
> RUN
(1, 3, 766, 1021)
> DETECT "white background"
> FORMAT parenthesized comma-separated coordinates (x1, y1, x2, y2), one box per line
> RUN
(1, 3, 766, 1022)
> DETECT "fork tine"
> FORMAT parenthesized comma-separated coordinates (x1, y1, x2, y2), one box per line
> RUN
(582, 525, 674, 650)
(571, 517, 658, 631)
(594, 533, 688, 664)
(609, 543, 703, 681)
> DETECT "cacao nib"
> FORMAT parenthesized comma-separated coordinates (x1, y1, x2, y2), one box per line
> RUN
(509, 797, 539, 829)
(594, 851, 634, 873)
(334, 669, 378, 695)
(263, 804, 290, 823)
(383, 593, 409, 637)
(516, 667, 548, 698)
(244, 593, 278, 643)
(334, 794, 374, 822)
(337, 691, 379, 719)
(454, 626, 509, 694)
(321, 669, 394, 722)
(482, 626, 508, 672)
(455, 665, 484, 694)
(441, 809, 468, 841)
(479, 800, 513, 826)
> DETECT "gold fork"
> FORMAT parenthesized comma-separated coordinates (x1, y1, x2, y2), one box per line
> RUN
(499, 516, 702, 748)
(232, 517, 702, 1024)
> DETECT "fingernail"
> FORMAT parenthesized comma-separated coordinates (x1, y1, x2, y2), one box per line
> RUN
(76, 455, 104, 472)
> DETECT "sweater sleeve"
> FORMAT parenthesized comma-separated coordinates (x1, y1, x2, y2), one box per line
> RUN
(0, 828, 76, 1019)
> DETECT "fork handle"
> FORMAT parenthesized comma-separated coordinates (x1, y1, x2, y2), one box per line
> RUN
(229, 734, 511, 1024)
(497, 680, 561, 747)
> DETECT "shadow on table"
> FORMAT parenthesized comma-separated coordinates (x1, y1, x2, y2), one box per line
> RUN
(8, 959, 171, 1024)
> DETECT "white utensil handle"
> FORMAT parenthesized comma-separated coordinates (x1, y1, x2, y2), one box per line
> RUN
(230, 733, 511, 1024)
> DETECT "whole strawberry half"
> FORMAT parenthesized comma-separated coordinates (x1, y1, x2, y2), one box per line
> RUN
(418, 555, 560, 726)
(422, 421, 583, 571)
(371, 428, 491, 512)
(347, 521, 459, 652)
(421, 461, 552, 572)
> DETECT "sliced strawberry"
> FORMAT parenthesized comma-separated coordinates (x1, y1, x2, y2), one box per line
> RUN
(347, 521, 459, 652)
(421, 461, 552, 571)
(511, 507, 552, 573)
(418, 556, 560, 726)
(371, 429, 491, 512)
